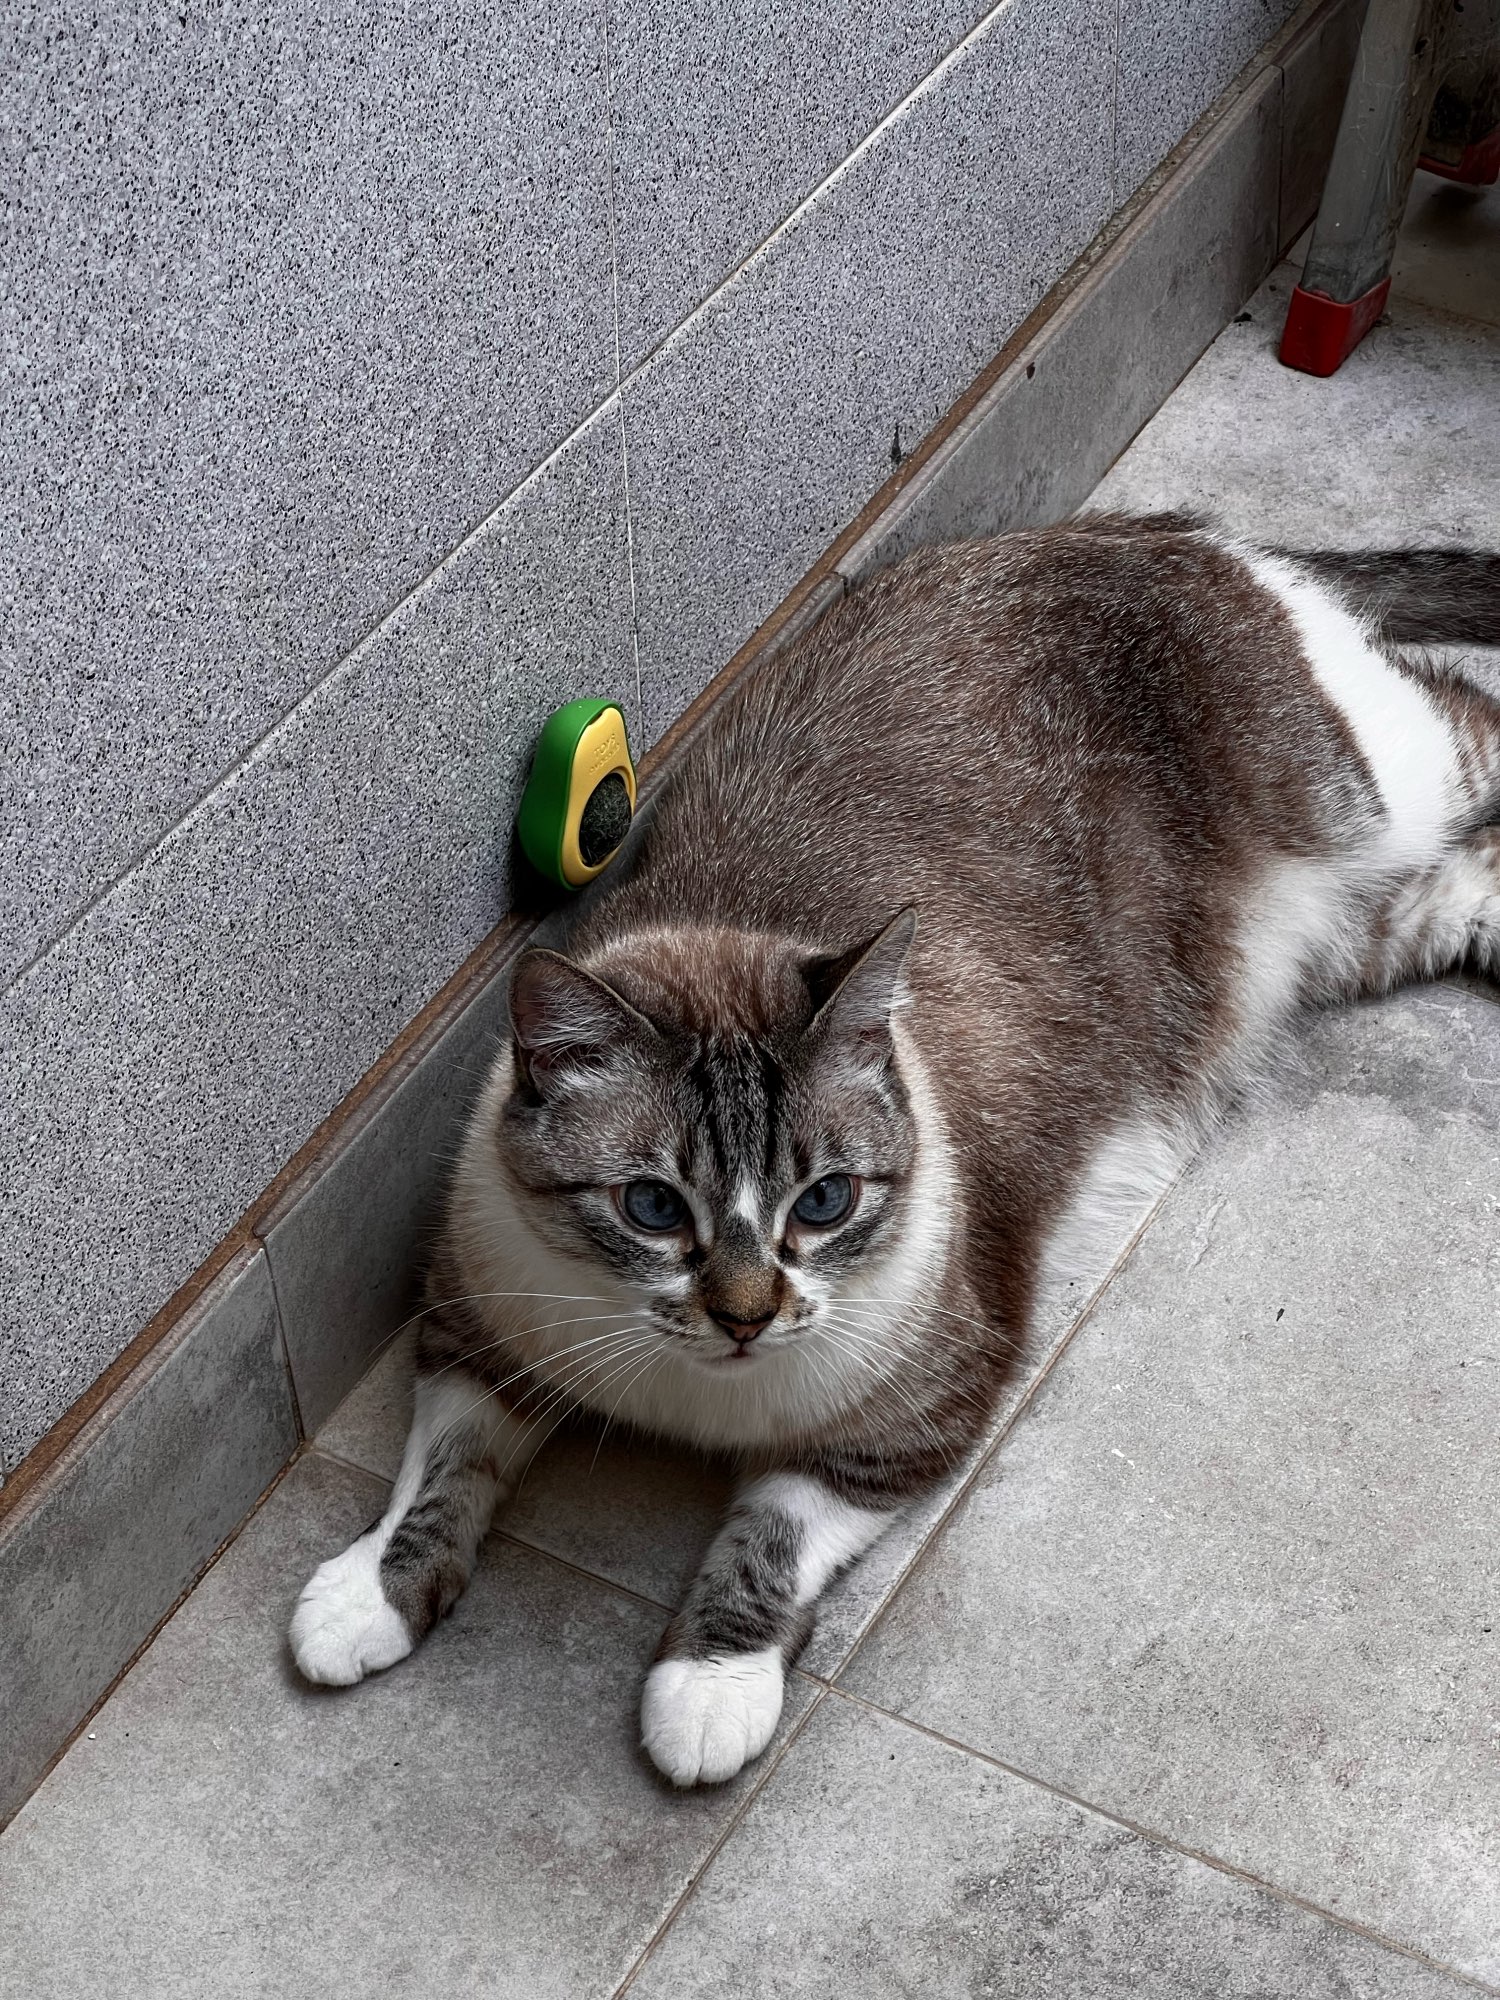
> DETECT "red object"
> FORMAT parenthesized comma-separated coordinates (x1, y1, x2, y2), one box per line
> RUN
(1278, 278, 1391, 376)
(1418, 127, 1500, 186)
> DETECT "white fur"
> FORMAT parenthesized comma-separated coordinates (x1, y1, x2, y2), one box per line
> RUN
(289, 1532, 414, 1687)
(744, 1470, 894, 1601)
(641, 1648, 784, 1786)
(1224, 555, 1470, 1053)
(1042, 1114, 1189, 1287)
(290, 1369, 520, 1688)
(639, 1475, 891, 1785)
(1047, 553, 1473, 1293)
(1250, 553, 1460, 868)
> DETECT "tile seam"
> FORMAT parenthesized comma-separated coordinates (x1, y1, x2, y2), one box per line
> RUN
(7, 0, 1025, 999)
(304, 1444, 682, 1616)
(0, 1443, 310, 1837)
(823, 1170, 1188, 1688)
(823, 1683, 1500, 1997)
(610, 1687, 833, 1998)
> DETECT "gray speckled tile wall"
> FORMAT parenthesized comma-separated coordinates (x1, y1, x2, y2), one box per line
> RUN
(0, 1247, 295, 1828)
(3, 0, 615, 981)
(836, 65, 1281, 577)
(1, 404, 634, 1470)
(1115, 0, 1302, 203)
(605, 0, 982, 366)
(623, 0, 1117, 738)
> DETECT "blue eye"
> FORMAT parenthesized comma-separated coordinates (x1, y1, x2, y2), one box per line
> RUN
(620, 1180, 689, 1232)
(791, 1175, 856, 1227)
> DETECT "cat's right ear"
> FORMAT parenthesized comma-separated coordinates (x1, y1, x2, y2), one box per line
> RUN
(508, 951, 657, 1098)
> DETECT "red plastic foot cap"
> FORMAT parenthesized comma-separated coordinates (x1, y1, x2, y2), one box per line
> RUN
(1418, 127, 1500, 187)
(1278, 278, 1391, 377)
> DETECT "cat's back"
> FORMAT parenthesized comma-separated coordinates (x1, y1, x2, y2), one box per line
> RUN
(586, 516, 1344, 949)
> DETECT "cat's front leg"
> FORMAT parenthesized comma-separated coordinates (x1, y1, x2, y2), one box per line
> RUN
(641, 1471, 896, 1786)
(290, 1370, 538, 1687)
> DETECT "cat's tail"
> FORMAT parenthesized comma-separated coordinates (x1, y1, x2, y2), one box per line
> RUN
(1277, 548, 1500, 645)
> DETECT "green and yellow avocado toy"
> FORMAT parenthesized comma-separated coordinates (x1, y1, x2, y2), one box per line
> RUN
(517, 698, 637, 890)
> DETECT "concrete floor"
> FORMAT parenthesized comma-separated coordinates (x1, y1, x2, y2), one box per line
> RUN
(3, 184, 1498, 1999)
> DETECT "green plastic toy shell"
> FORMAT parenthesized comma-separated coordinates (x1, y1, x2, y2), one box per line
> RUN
(517, 698, 634, 889)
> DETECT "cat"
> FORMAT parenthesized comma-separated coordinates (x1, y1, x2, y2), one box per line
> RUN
(289, 513, 1500, 1786)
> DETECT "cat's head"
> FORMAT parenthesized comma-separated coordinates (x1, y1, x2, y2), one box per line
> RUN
(494, 911, 937, 1379)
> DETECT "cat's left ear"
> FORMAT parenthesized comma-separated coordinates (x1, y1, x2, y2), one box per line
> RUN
(509, 949, 659, 1098)
(803, 907, 917, 1058)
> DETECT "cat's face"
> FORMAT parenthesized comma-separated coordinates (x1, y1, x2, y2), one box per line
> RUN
(496, 915, 923, 1375)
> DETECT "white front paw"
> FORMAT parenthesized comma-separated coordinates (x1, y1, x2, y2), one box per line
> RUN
(290, 1534, 413, 1687)
(641, 1648, 784, 1786)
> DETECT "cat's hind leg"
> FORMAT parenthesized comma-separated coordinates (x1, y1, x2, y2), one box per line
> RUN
(641, 1472, 895, 1785)
(291, 1369, 537, 1686)
(1358, 826, 1500, 995)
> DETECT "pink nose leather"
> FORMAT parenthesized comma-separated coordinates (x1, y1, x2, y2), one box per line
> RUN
(710, 1312, 773, 1345)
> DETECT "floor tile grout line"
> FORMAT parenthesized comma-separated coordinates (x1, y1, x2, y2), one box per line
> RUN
(823, 1173, 1187, 1689)
(610, 1686, 832, 1999)
(304, 1443, 681, 1616)
(823, 1683, 1500, 1997)
(0, 1445, 306, 1837)
(7, 0, 1025, 1003)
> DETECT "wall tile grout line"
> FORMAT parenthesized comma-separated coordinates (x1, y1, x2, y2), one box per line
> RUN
(304, 1443, 685, 1617)
(597, 0, 646, 737)
(821, 1684, 1500, 1998)
(259, 1246, 307, 1445)
(6, 0, 1034, 1003)
(6, 0, 1304, 1014)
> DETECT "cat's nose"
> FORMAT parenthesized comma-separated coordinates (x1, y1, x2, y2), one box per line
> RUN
(708, 1309, 775, 1346)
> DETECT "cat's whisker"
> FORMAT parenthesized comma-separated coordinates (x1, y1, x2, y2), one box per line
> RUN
(414, 1308, 655, 1390)
(418, 1328, 654, 1460)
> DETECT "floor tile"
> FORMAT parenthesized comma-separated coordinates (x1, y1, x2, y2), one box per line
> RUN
(0, 1451, 811, 2000)
(1090, 261, 1500, 547)
(1392, 179, 1500, 330)
(0, 1249, 295, 1821)
(630, 1694, 1471, 1999)
(844, 992, 1500, 1981)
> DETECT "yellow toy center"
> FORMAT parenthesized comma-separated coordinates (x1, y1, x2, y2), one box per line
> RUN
(558, 708, 637, 886)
